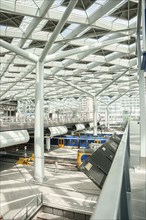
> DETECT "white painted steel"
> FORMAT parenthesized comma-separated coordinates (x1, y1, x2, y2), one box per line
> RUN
(54, 76, 94, 98)
(0, 130, 29, 148)
(48, 126, 68, 137)
(0, 39, 38, 63)
(93, 97, 97, 136)
(45, 36, 130, 63)
(34, 61, 44, 182)
(139, 70, 146, 157)
(34, 0, 77, 182)
(40, 0, 78, 62)
(46, 138, 50, 151)
(91, 125, 130, 220)
(142, 0, 146, 51)
(95, 69, 128, 97)
(74, 124, 85, 131)
(89, 122, 94, 129)
(137, 0, 146, 158)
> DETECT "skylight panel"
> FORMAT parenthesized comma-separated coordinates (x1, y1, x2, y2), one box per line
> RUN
(68, 23, 80, 30)
(61, 29, 73, 38)
(87, 0, 107, 16)
(129, 16, 137, 25)
(11, 38, 21, 46)
(71, 8, 86, 16)
(114, 18, 128, 25)
(96, 0, 108, 5)
(19, 16, 33, 32)
(16, 0, 43, 7)
(0, 25, 6, 30)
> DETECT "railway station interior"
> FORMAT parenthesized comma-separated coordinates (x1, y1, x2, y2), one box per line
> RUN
(0, 0, 146, 219)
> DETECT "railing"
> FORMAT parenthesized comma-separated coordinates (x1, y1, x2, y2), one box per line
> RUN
(12, 193, 43, 220)
(91, 123, 131, 220)
(0, 116, 92, 127)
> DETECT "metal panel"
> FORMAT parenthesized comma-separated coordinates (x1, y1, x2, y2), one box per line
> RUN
(72, 124, 85, 131)
(48, 126, 68, 137)
(111, 134, 122, 144)
(80, 148, 113, 188)
(0, 130, 29, 148)
(80, 159, 107, 189)
(85, 122, 93, 129)
(89, 150, 112, 174)
(80, 134, 121, 189)
(104, 137, 120, 153)
(98, 145, 115, 161)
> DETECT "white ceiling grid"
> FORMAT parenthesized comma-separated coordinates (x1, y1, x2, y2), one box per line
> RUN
(0, 0, 144, 102)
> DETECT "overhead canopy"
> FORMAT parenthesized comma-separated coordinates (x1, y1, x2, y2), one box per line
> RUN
(47, 126, 68, 137)
(72, 124, 85, 131)
(85, 122, 94, 129)
(0, 130, 30, 148)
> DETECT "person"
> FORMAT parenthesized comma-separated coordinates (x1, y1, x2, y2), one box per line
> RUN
(97, 122, 102, 134)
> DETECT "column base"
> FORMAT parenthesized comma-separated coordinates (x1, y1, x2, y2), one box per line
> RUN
(33, 176, 48, 184)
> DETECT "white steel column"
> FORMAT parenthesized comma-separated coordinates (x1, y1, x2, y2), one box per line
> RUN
(0, 39, 38, 63)
(139, 0, 146, 166)
(105, 106, 109, 129)
(93, 97, 97, 136)
(34, 61, 44, 182)
(34, 0, 78, 182)
(46, 138, 50, 151)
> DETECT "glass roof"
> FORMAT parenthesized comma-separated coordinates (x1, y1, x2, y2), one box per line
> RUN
(0, 0, 145, 103)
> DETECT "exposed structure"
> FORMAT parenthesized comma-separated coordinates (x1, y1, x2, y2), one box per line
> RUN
(0, 1, 146, 219)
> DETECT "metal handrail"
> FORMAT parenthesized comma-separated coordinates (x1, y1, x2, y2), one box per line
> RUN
(91, 123, 131, 220)
(12, 193, 43, 220)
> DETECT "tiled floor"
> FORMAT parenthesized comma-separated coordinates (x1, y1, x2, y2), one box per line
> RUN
(130, 121, 146, 220)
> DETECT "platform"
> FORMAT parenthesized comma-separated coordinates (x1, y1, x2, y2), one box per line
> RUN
(0, 121, 145, 220)
(0, 159, 100, 219)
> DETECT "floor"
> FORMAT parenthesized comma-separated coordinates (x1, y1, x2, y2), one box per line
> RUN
(0, 121, 146, 220)
(0, 162, 39, 219)
(0, 155, 100, 219)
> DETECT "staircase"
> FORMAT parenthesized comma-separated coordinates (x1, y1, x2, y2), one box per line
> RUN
(31, 205, 91, 220)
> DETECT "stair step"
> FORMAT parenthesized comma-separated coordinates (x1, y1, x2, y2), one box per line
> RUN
(37, 212, 72, 220)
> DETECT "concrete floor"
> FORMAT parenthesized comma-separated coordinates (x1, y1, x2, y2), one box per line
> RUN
(0, 158, 99, 219)
(0, 162, 39, 219)
(0, 121, 145, 220)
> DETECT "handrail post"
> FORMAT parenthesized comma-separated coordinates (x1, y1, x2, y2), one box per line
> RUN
(26, 205, 28, 218)
(41, 193, 43, 204)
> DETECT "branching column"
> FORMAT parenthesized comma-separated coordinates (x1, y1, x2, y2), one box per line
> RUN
(34, 61, 44, 182)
